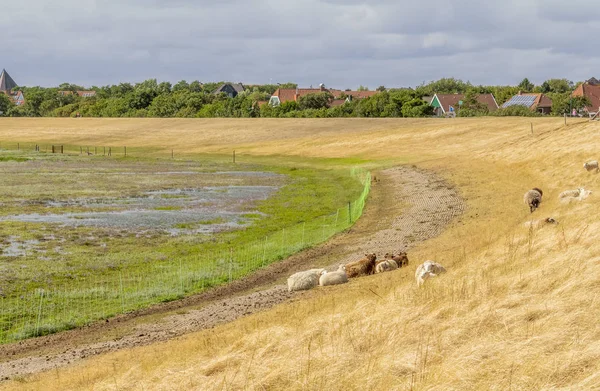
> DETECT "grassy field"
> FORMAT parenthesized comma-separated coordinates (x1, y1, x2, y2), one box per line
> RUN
(3, 116, 600, 390)
(0, 149, 368, 342)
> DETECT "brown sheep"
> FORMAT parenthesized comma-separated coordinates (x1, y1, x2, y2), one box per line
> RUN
(524, 187, 543, 213)
(346, 253, 377, 278)
(381, 251, 409, 267)
(392, 251, 409, 267)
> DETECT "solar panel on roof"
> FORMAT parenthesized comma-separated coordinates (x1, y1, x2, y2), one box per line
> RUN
(502, 95, 536, 108)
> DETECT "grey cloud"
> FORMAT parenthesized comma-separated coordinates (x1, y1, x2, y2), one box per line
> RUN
(2, 0, 599, 88)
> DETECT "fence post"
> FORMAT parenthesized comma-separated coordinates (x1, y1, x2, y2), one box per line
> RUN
(179, 258, 184, 294)
(119, 272, 125, 313)
(124, 146, 127, 157)
(35, 290, 44, 337)
(80, 146, 82, 155)
(262, 237, 267, 266)
(281, 228, 285, 254)
(228, 248, 233, 283)
(348, 202, 352, 224)
(334, 209, 339, 230)
(233, 150, 236, 164)
(61, 145, 63, 154)
(103, 146, 106, 156)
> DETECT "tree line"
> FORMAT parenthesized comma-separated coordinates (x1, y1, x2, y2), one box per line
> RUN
(0, 77, 590, 118)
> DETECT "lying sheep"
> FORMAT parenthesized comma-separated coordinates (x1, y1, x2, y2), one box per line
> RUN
(287, 268, 326, 292)
(375, 259, 398, 273)
(392, 251, 409, 267)
(584, 160, 599, 173)
(524, 188, 543, 213)
(524, 217, 559, 229)
(319, 265, 348, 286)
(346, 253, 377, 278)
(559, 187, 592, 202)
(415, 261, 447, 286)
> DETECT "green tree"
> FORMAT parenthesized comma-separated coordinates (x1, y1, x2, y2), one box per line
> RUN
(518, 78, 534, 92)
(0, 93, 13, 116)
(457, 89, 489, 117)
(401, 98, 434, 117)
(416, 78, 471, 95)
(172, 80, 190, 92)
(298, 92, 332, 110)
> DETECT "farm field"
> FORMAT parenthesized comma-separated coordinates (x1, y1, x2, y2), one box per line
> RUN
(2, 117, 600, 390)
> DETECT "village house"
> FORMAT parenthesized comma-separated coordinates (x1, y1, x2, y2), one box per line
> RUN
(213, 83, 245, 98)
(429, 93, 499, 116)
(571, 78, 600, 116)
(0, 69, 25, 106)
(502, 92, 552, 114)
(268, 84, 378, 106)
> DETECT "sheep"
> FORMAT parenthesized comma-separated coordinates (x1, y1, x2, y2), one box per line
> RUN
(524, 188, 543, 213)
(319, 265, 348, 286)
(345, 253, 377, 278)
(375, 259, 398, 273)
(392, 251, 409, 267)
(584, 160, 599, 173)
(559, 187, 592, 202)
(381, 251, 409, 266)
(415, 261, 447, 286)
(524, 217, 559, 229)
(287, 268, 326, 292)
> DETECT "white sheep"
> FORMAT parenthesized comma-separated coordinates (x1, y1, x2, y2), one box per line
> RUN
(375, 259, 399, 274)
(415, 261, 447, 286)
(559, 187, 592, 202)
(584, 160, 599, 173)
(287, 268, 326, 292)
(319, 265, 348, 286)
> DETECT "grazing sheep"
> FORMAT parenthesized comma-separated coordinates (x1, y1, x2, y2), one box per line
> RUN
(415, 261, 447, 286)
(287, 268, 325, 292)
(345, 253, 377, 278)
(584, 160, 599, 173)
(375, 259, 398, 273)
(559, 187, 592, 201)
(524, 188, 543, 213)
(319, 265, 348, 286)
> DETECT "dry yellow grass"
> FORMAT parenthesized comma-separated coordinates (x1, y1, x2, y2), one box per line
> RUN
(2, 117, 600, 390)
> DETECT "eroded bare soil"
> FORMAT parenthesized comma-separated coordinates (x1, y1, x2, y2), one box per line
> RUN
(0, 165, 464, 380)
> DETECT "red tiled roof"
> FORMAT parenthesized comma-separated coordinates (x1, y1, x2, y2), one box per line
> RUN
(572, 83, 600, 112)
(434, 93, 499, 113)
(76, 90, 96, 97)
(329, 99, 346, 107)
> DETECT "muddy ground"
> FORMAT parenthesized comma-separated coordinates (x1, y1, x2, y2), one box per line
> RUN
(0, 165, 464, 380)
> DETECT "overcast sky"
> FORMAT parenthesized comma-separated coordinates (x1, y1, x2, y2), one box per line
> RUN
(3, 0, 599, 89)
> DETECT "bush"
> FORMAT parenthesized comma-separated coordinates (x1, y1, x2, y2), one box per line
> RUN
(490, 105, 541, 117)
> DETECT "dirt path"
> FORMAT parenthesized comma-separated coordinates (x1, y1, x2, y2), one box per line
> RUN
(0, 166, 464, 381)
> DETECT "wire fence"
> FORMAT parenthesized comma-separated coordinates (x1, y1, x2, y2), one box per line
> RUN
(0, 148, 371, 343)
